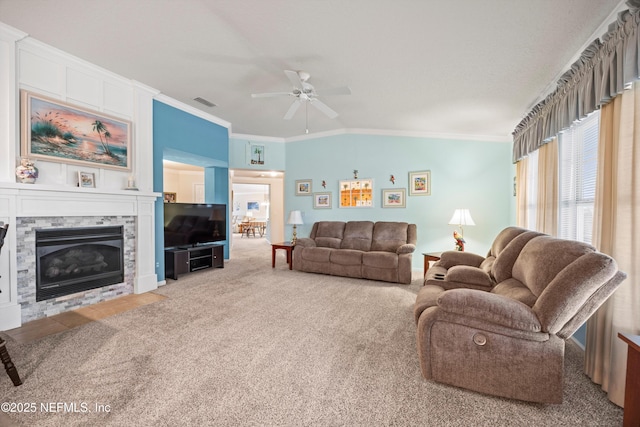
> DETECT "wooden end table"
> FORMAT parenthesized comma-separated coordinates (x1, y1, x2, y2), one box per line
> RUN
(619, 333, 640, 427)
(272, 242, 295, 270)
(422, 252, 443, 277)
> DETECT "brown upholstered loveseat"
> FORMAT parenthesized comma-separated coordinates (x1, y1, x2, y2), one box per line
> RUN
(424, 226, 542, 290)
(293, 221, 417, 284)
(414, 233, 626, 403)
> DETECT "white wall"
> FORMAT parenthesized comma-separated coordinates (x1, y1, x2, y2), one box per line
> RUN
(0, 23, 160, 328)
(163, 167, 204, 203)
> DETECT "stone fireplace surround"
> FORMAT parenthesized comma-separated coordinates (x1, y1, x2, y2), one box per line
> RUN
(0, 183, 159, 329)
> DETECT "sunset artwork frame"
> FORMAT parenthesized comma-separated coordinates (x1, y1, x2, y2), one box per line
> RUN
(21, 90, 132, 171)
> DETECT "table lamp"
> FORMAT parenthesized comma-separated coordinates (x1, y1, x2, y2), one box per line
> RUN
(448, 208, 475, 251)
(287, 210, 304, 244)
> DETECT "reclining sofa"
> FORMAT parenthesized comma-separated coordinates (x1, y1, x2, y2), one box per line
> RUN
(293, 221, 417, 284)
(424, 226, 542, 290)
(414, 232, 626, 403)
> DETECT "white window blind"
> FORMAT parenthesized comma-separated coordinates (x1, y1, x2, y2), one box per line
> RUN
(559, 111, 599, 243)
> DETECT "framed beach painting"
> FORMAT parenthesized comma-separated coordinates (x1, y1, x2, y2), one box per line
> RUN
(409, 170, 431, 196)
(21, 90, 132, 171)
(382, 188, 406, 208)
(313, 192, 332, 209)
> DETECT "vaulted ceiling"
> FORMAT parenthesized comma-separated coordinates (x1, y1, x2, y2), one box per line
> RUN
(0, 0, 625, 140)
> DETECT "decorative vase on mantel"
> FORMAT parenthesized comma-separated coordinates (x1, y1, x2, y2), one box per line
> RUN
(15, 158, 38, 184)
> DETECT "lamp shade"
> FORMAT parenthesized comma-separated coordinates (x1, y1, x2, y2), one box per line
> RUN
(287, 210, 304, 225)
(448, 209, 475, 226)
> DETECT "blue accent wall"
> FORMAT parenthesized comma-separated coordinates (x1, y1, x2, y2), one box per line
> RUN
(153, 100, 229, 281)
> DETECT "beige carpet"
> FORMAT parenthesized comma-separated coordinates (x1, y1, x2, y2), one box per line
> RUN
(0, 237, 623, 426)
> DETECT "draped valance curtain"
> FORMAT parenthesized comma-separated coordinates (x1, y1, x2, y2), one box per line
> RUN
(512, 0, 640, 162)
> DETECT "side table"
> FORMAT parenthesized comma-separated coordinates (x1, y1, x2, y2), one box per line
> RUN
(619, 333, 640, 427)
(422, 252, 443, 277)
(272, 242, 295, 270)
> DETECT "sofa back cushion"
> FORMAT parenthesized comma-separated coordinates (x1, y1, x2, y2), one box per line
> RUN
(533, 251, 620, 335)
(488, 226, 530, 258)
(511, 236, 596, 298)
(312, 221, 346, 249)
(491, 231, 546, 283)
(370, 221, 409, 252)
(477, 227, 528, 274)
(341, 221, 374, 251)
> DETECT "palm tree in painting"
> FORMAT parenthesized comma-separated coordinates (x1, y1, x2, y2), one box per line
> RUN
(92, 120, 112, 155)
(253, 146, 263, 164)
(104, 130, 113, 150)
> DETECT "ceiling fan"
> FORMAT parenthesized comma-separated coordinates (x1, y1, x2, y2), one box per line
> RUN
(251, 70, 351, 120)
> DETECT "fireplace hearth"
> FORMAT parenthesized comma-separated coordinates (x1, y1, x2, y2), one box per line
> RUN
(35, 226, 124, 301)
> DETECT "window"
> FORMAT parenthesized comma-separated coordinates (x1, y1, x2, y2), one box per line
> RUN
(558, 111, 599, 243)
(524, 149, 539, 231)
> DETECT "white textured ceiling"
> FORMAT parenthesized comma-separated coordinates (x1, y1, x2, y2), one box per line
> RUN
(0, 0, 625, 140)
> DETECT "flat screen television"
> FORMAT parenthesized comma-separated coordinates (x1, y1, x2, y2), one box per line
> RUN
(164, 203, 227, 249)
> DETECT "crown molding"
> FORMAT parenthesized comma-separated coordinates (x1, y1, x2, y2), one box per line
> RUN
(0, 21, 27, 41)
(243, 128, 512, 143)
(230, 133, 285, 143)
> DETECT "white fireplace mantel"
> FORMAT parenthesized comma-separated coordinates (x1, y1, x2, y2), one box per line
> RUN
(0, 182, 161, 330)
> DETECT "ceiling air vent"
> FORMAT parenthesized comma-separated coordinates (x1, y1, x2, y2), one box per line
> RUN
(194, 97, 216, 107)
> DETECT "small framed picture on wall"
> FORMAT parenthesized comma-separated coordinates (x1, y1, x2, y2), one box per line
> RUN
(313, 192, 332, 209)
(295, 179, 312, 196)
(409, 170, 431, 196)
(382, 188, 406, 208)
(78, 171, 96, 188)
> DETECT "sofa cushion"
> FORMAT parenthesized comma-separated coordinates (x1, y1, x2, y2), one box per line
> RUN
(491, 278, 537, 307)
(370, 222, 408, 252)
(314, 221, 346, 249)
(300, 247, 332, 263)
(330, 249, 363, 266)
(340, 221, 374, 251)
(362, 251, 398, 269)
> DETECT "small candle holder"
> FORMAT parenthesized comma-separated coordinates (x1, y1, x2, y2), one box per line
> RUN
(125, 175, 138, 190)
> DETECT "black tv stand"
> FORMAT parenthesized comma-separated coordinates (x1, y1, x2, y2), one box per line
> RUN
(164, 243, 224, 280)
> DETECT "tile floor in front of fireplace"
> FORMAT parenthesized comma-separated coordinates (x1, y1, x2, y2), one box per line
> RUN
(4, 292, 167, 344)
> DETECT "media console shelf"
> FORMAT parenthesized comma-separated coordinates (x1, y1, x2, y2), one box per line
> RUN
(165, 243, 224, 280)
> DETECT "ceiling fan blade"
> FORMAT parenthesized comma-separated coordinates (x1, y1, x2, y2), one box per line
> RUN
(284, 99, 302, 120)
(284, 70, 305, 91)
(315, 86, 351, 96)
(251, 92, 293, 98)
(310, 99, 339, 119)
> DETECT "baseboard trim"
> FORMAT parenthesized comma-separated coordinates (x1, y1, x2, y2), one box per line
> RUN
(569, 335, 586, 351)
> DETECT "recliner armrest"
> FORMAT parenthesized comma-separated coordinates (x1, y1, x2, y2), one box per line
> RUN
(295, 238, 316, 248)
(438, 251, 486, 269)
(437, 289, 542, 332)
(446, 266, 493, 288)
(396, 243, 415, 254)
